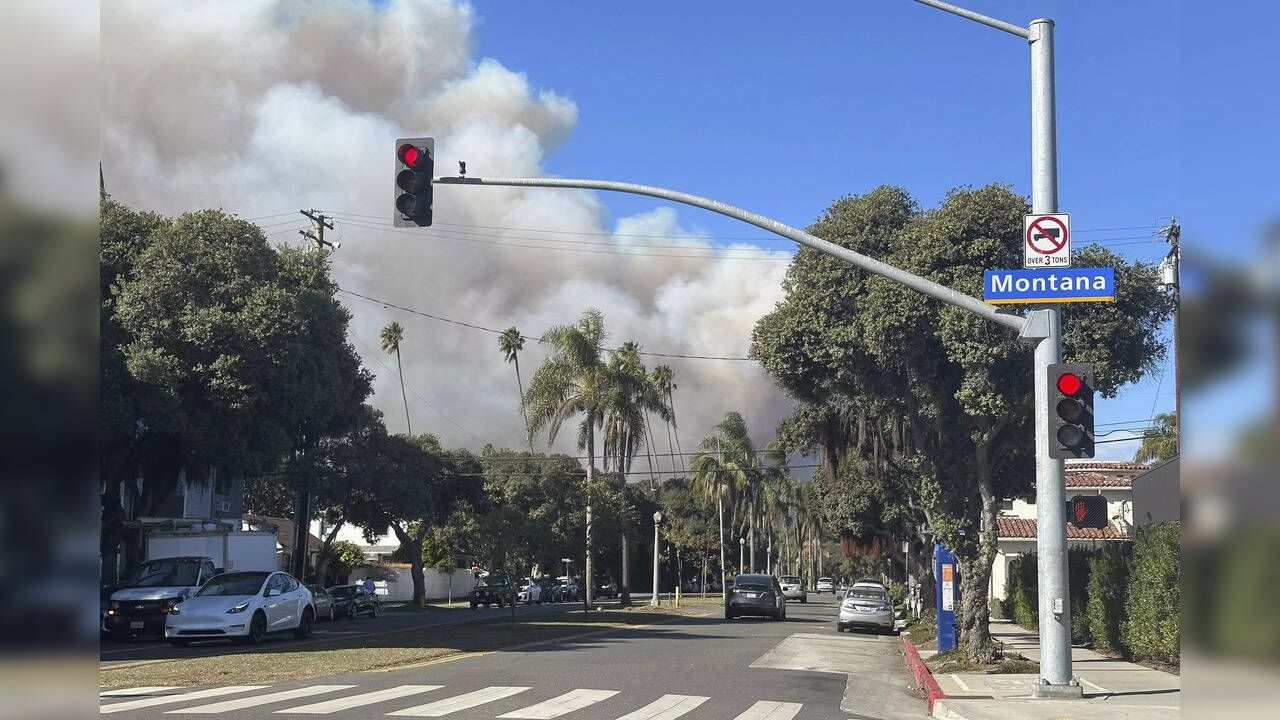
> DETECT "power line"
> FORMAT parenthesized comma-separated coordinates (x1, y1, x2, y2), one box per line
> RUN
(348, 332, 485, 442)
(337, 287, 754, 362)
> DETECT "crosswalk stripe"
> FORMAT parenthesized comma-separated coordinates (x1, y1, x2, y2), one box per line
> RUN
(498, 689, 620, 719)
(389, 686, 532, 717)
(100, 686, 269, 714)
(100, 686, 182, 697)
(613, 694, 709, 720)
(732, 701, 803, 720)
(274, 685, 444, 714)
(165, 685, 355, 714)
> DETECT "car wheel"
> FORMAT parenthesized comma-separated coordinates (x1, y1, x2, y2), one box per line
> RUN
(484, 603, 491, 609)
(294, 608, 314, 639)
(724, 610, 735, 621)
(800, 597, 806, 603)
(328, 606, 335, 622)
(245, 612, 267, 644)
(470, 601, 477, 609)
(370, 604, 379, 618)
(835, 623, 843, 633)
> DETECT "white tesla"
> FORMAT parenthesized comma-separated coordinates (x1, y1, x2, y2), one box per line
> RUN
(164, 570, 314, 646)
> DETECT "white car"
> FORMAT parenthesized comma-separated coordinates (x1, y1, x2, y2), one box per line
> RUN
(816, 577, 835, 593)
(836, 585, 895, 634)
(779, 575, 807, 602)
(165, 570, 314, 646)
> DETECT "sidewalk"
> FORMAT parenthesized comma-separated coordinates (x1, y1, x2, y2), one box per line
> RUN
(928, 619, 1180, 720)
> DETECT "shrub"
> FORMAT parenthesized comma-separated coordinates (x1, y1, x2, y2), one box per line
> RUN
(1068, 548, 1093, 645)
(1006, 553, 1038, 629)
(1087, 542, 1132, 655)
(1122, 522, 1180, 665)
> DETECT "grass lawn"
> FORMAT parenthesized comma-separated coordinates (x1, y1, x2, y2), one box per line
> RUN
(100, 608, 710, 688)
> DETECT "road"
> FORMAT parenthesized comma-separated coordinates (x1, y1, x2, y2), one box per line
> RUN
(99, 593, 929, 720)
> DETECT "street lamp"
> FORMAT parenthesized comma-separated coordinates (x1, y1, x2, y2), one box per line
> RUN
(651, 512, 663, 607)
(739, 537, 745, 574)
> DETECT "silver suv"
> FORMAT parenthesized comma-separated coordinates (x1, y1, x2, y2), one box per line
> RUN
(778, 575, 807, 603)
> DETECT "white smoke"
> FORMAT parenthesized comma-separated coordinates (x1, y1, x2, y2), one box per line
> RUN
(102, 0, 795, 462)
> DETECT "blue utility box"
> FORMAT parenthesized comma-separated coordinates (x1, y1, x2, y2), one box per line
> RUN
(935, 544, 957, 651)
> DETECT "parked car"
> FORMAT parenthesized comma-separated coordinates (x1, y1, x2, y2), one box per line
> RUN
(517, 577, 552, 605)
(305, 585, 337, 621)
(105, 557, 219, 641)
(836, 585, 895, 634)
(557, 576, 585, 601)
(164, 570, 314, 646)
(594, 577, 618, 599)
(816, 577, 835, 593)
(327, 584, 380, 619)
(778, 575, 807, 603)
(470, 574, 516, 608)
(852, 577, 886, 589)
(535, 577, 561, 602)
(724, 573, 786, 621)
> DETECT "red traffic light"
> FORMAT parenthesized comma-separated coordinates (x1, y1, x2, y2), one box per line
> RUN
(397, 143, 420, 167)
(1056, 372, 1082, 396)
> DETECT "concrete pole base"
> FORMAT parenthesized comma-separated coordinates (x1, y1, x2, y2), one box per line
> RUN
(1032, 681, 1084, 699)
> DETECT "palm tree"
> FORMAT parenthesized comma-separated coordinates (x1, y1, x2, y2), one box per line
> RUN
(651, 365, 683, 474)
(602, 342, 671, 607)
(691, 412, 759, 588)
(1133, 412, 1178, 464)
(523, 309, 610, 609)
(499, 327, 533, 449)
(380, 321, 411, 434)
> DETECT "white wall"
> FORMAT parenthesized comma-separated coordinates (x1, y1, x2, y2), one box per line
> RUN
(348, 565, 476, 603)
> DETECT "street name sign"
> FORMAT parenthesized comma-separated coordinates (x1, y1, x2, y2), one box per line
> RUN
(983, 267, 1114, 304)
(1024, 213, 1071, 268)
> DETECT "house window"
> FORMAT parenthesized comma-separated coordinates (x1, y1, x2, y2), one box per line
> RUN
(998, 500, 1014, 513)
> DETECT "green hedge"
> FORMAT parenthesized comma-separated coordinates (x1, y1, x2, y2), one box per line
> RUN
(1122, 523, 1180, 665)
(1002, 522, 1180, 666)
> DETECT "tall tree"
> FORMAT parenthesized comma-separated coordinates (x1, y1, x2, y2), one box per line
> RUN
(523, 308, 611, 608)
(1133, 412, 1178, 464)
(752, 184, 1173, 661)
(499, 327, 533, 449)
(651, 365, 681, 474)
(380, 320, 411, 434)
(690, 412, 759, 586)
(602, 341, 671, 606)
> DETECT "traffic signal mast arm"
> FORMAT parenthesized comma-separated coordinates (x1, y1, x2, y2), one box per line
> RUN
(434, 175, 1029, 334)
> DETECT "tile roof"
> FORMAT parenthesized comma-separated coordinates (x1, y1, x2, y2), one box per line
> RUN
(1065, 461, 1151, 471)
(998, 517, 1128, 540)
(1065, 472, 1133, 488)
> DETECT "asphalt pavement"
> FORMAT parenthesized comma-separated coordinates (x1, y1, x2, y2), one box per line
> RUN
(100, 592, 929, 720)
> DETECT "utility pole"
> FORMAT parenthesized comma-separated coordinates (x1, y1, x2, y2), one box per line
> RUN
(1160, 219, 1181, 448)
(299, 209, 338, 253)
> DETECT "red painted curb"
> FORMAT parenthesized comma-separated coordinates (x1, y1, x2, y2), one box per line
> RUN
(901, 634, 945, 711)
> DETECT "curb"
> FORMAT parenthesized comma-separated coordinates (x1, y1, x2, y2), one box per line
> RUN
(900, 634, 945, 712)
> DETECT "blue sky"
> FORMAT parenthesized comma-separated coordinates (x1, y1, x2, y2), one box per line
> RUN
(465, 0, 1241, 457)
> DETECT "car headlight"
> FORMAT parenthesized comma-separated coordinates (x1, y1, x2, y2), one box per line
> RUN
(226, 601, 250, 614)
(163, 598, 183, 613)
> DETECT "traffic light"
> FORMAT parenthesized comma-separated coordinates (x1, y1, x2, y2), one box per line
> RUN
(1068, 495, 1108, 529)
(394, 137, 434, 227)
(1048, 362, 1094, 459)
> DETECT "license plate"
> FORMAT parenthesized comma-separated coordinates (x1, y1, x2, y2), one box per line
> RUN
(745, 592, 757, 598)
(130, 621, 144, 629)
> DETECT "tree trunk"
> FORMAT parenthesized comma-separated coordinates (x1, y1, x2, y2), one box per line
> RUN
(315, 520, 345, 586)
(644, 411, 658, 487)
(396, 348, 412, 435)
(717, 489, 726, 591)
(749, 502, 756, 573)
(619, 428, 631, 607)
(584, 416, 595, 610)
(701, 557, 707, 598)
(669, 390, 687, 473)
(513, 355, 532, 451)
(959, 443, 999, 663)
(663, 414, 677, 477)
(392, 523, 426, 606)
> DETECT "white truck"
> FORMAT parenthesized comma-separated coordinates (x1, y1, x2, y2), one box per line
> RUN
(105, 528, 277, 641)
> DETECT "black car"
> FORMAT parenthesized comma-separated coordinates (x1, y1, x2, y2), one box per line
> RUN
(535, 577, 561, 602)
(327, 584, 380, 619)
(469, 574, 516, 608)
(724, 573, 786, 621)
